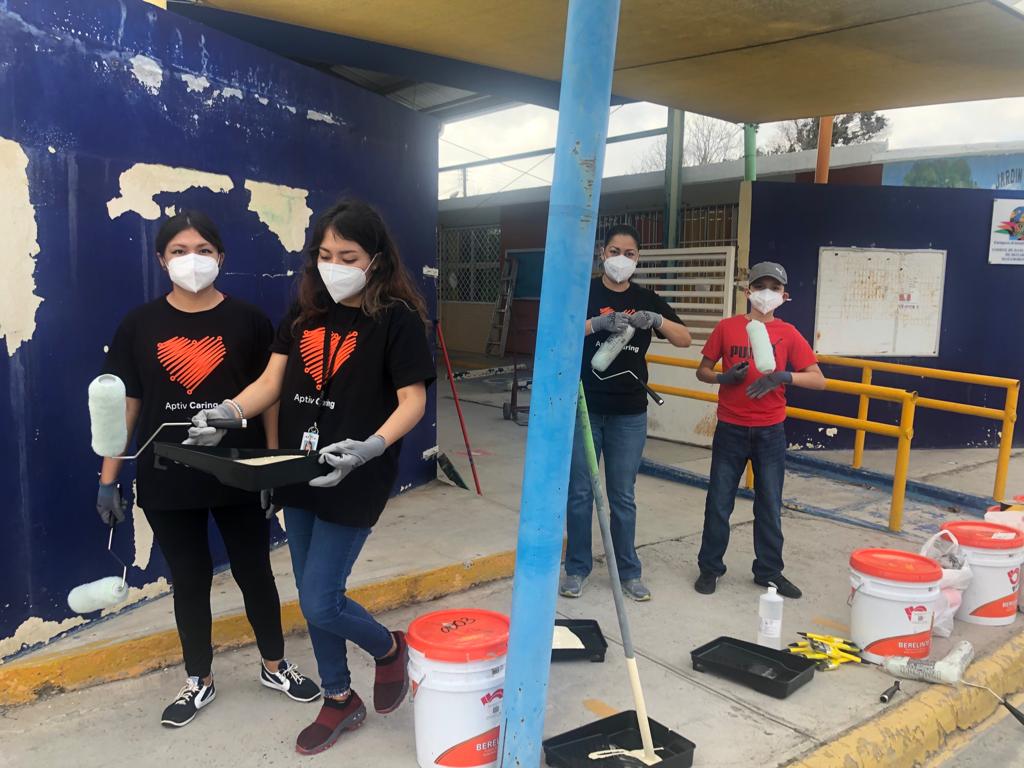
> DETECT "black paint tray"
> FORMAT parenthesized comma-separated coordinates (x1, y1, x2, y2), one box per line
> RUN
(690, 636, 816, 699)
(543, 711, 695, 767)
(154, 444, 325, 492)
(552, 619, 607, 662)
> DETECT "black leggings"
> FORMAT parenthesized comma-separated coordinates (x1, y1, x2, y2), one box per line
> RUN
(144, 504, 285, 678)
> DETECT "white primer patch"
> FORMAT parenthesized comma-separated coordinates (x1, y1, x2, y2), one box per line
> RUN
(221, 87, 243, 99)
(106, 163, 233, 220)
(129, 54, 163, 94)
(181, 73, 211, 93)
(100, 577, 170, 617)
(47, 146, 56, 154)
(256, 96, 269, 105)
(130, 480, 153, 571)
(0, 137, 43, 356)
(0, 616, 86, 660)
(244, 180, 312, 252)
(306, 110, 338, 125)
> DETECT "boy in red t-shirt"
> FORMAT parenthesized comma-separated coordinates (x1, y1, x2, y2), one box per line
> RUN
(693, 261, 825, 599)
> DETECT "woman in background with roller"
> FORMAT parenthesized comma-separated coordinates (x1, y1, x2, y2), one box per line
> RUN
(98, 211, 320, 728)
(186, 199, 435, 756)
(559, 224, 691, 603)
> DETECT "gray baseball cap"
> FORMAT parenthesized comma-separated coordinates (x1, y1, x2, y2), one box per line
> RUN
(747, 261, 788, 286)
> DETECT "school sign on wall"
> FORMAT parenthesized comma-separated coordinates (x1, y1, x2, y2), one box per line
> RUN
(990, 198, 1024, 264)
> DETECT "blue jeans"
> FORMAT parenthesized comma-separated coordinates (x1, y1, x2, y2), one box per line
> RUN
(284, 508, 393, 696)
(565, 411, 647, 582)
(697, 421, 787, 581)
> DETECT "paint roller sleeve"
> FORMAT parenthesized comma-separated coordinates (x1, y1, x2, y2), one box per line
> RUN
(102, 296, 273, 511)
(88, 374, 128, 457)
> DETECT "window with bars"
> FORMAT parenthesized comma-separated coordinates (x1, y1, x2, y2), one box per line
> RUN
(437, 225, 502, 303)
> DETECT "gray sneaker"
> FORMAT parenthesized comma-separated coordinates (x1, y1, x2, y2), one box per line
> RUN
(621, 579, 651, 602)
(559, 573, 585, 598)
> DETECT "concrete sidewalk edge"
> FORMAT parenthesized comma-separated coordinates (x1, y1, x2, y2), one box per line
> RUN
(0, 548, 516, 707)
(786, 631, 1024, 768)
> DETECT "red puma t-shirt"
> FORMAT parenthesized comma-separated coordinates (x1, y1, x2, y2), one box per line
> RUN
(702, 314, 817, 427)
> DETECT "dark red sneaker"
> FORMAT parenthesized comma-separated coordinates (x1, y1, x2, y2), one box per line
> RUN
(373, 630, 409, 714)
(295, 691, 367, 756)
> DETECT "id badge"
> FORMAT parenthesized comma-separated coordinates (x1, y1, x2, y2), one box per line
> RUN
(300, 426, 320, 453)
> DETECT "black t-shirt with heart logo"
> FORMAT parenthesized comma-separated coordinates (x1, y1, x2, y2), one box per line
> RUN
(270, 300, 436, 527)
(103, 296, 273, 511)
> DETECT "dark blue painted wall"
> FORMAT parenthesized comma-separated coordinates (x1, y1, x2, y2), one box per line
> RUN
(748, 181, 1024, 451)
(0, 0, 438, 653)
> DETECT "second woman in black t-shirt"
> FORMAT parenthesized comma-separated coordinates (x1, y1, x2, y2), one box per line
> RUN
(187, 199, 435, 756)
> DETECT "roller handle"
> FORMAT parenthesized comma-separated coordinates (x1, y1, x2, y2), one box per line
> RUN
(1004, 700, 1024, 727)
(880, 681, 900, 703)
(207, 418, 247, 429)
(643, 382, 665, 406)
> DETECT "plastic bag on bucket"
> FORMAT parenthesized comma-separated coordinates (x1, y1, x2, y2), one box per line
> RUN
(921, 530, 972, 637)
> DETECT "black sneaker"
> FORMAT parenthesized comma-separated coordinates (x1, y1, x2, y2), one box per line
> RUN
(261, 659, 322, 703)
(755, 575, 803, 599)
(161, 676, 216, 727)
(694, 572, 718, 595)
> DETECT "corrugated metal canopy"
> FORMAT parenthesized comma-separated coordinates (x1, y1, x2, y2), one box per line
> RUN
(193, 0, 1024, 122)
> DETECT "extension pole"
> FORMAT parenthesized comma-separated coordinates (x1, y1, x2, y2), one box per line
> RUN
(499, 1, 621, 765)
(435, 321, 482, 495)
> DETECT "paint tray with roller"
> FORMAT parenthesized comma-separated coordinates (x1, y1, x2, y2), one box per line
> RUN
(691, 636, 817, 699)
(153, 444, 326, 492)
(552, 619, 608, 662)
(543, 712, 696, 768)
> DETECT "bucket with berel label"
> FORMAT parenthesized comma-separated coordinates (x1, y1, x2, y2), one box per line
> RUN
(985, 503, 1024, 611)
(407, 609, 509, 768)
(941, 521, 1024, 626)
(849, 548, 942, 663)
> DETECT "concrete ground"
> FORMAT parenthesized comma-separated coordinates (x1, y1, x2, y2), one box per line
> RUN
(2, 369, 1023, 767)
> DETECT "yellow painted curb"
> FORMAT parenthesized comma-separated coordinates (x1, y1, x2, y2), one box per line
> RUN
(0, 549, 516, 707)
(787, 631, 1024, 768)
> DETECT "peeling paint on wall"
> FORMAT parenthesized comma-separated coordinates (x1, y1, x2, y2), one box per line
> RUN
(244, 180, 312, 252)
(306, 110, 337, 124)
(106, 163, 233, 220)
(0, 137, 43, 356)
(0, 616, 86, 661)
(100, 577, 169, 617)
(181, 73, 210, 93)
(256, 96, 269, 106)
(129, 54, 163, 94)
(221, 87, 242, 100)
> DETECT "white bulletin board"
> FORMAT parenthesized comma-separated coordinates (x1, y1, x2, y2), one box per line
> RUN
(813, 247, 946, 357)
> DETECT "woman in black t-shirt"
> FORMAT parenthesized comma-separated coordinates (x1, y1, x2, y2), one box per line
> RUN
(99, 211, 320, 728)
(187, 199, 435, 755)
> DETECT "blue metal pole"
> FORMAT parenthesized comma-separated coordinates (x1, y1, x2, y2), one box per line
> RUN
(499, 1, 621, 766)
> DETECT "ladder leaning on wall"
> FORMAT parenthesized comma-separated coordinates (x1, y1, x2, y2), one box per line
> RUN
(484, 255, 518, 357)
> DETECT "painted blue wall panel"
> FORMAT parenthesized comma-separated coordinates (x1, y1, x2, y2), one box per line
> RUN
(0, 0, 438, 653)
(748, 181, 1024, 452)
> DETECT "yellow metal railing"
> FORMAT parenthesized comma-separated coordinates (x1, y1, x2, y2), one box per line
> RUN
(817, 356, 1020, 502)
(646, 354, 917, 532)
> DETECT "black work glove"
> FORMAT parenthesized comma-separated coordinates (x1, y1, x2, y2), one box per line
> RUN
(716, 361, 750, 385)
(97, 482, 128, 526)
(746, 370, 793, 399)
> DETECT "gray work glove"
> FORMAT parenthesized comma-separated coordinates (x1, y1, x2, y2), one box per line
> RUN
(716, 361, 750, 385)
(184, 402, 236, 446)
(310, 435, 387, 488)
(260, 489, 279, 520)
(746, 370, 793, 399)
(589, 312, 629, 335)
(627, 311, 663, 330)
(97, 482, 128, 526)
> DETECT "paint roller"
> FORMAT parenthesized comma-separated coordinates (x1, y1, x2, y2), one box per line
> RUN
(590, 326, 664, 406)
(746, 319, 776, 374)
(67, 525, 129, 614)
(88, 373, 246, 459)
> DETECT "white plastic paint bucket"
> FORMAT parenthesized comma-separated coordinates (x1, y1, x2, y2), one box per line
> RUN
(942, 521, 1024, 626)
(984, 506, 1024, 611)
(849, 548, 942, 663)
(406, 609, 509, 768)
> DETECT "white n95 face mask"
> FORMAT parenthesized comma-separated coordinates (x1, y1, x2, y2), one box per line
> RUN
(749, 288, 785, 314)
(603, 255, 637, 284)
(166, 254, 220, 293)
(319, 256, 376, 303)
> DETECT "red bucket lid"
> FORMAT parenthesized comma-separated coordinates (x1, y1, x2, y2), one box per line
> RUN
(941, 521, 1024, 550)
(850, 548, 942, 583)
(407, 609, 510, 663)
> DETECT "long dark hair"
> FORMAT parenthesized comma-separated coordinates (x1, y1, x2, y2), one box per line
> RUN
(293, 199, 428, 332)
(155, 210, 224, 256)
